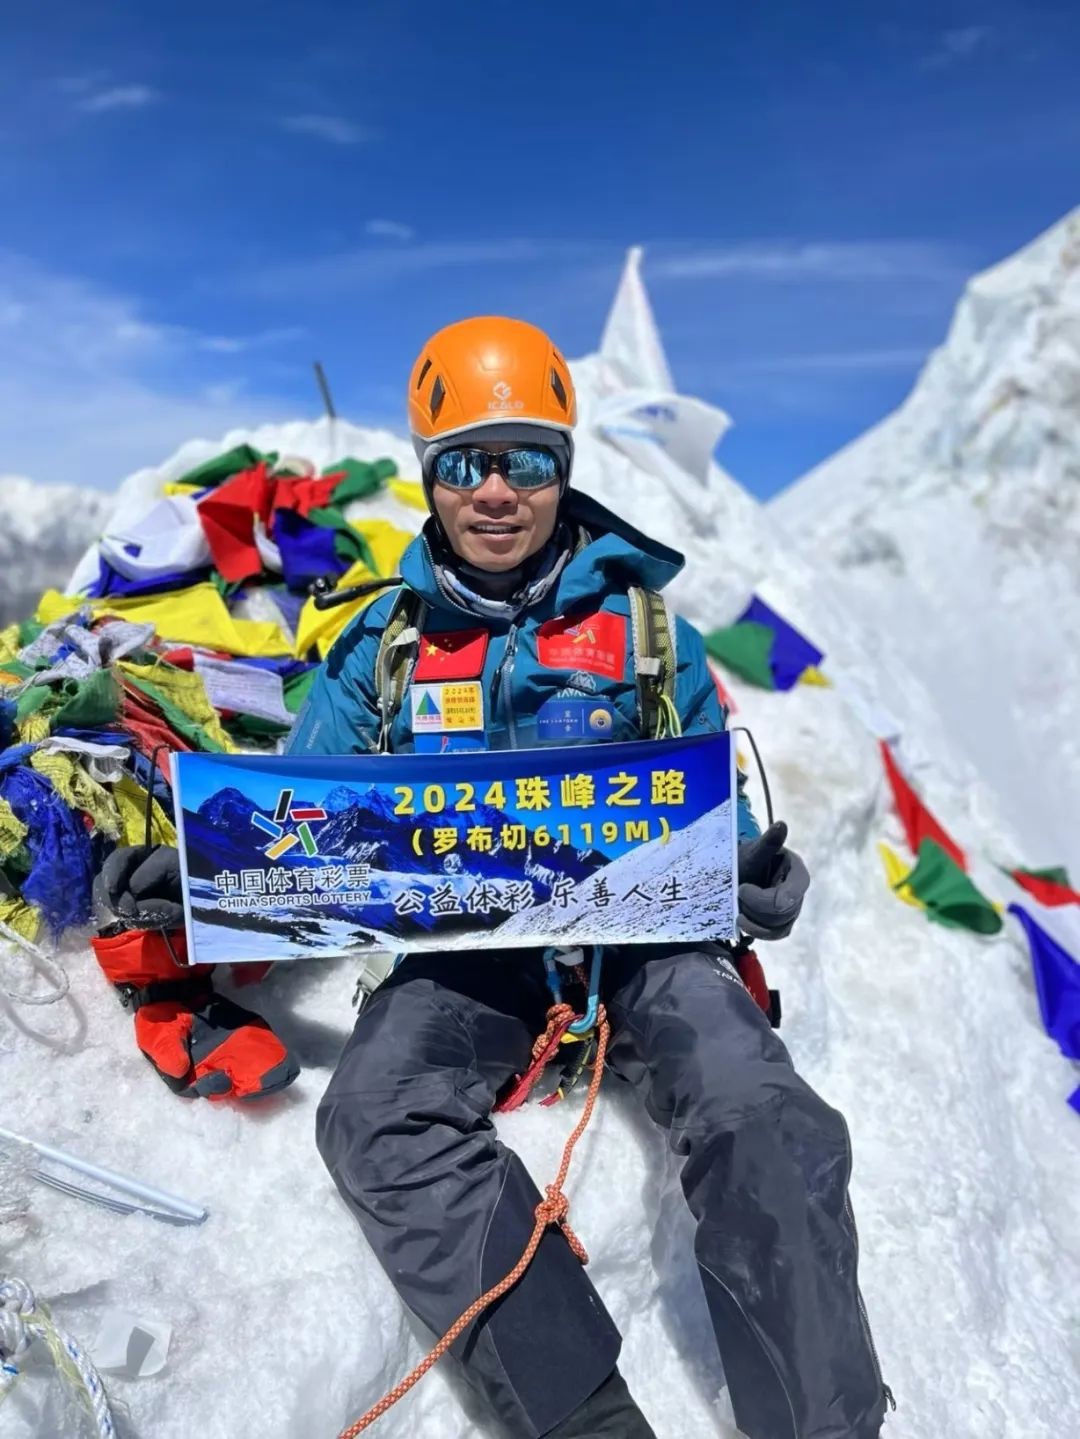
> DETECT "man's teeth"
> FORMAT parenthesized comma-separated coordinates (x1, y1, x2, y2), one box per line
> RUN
(472, 524, 519, 533)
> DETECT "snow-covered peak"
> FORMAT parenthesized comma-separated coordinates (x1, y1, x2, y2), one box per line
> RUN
(0, 474, 111, 625)
(772, 207, 1080, 879)
(775, 207, 1080, 534)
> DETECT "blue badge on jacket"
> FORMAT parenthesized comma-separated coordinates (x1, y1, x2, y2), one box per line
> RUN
(536, 698, 616, 741)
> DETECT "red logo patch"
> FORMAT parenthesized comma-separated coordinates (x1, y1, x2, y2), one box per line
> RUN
(413, 628, 489, 682)
(536, 611, 627, 681)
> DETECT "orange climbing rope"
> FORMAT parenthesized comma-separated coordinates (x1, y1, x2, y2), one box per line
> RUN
(337, 1001, 610, 1438)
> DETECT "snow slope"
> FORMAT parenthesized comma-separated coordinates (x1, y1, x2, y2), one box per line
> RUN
(0, 475, 111, 626)
(3, 250, 1080, 1439)
(773, 208, 1080, 883)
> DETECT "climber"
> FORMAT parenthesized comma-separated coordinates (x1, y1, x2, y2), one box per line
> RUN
(293, 315, 890, 1439)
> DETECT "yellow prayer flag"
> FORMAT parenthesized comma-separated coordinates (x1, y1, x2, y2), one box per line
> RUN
(112, 773, 177, 846)
(798, 665, 832, 688)
(0, 895, 41, 943)
(878, 841, 924, 909)
(295, 521, 413, 658)
(36, 583, 293, 658)
(119, 660, 236, 752)
(388, 477, 428, 512)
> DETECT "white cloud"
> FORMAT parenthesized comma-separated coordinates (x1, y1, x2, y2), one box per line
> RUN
(197, 326, 307, 355)
(236, 238, 599, 297)
(77, 84, 160, 114)
(725, 347, 928, 375)
(365, 218, 415, 242)
(650, 239, 964, 285)
(0, 252, 288, 488)
(280, 114, 374, 145)
(919, 26, 992, 71)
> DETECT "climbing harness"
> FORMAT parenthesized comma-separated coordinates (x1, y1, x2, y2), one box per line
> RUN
(0, 1276, 115, 1439)
(336, 988, 611, 1438)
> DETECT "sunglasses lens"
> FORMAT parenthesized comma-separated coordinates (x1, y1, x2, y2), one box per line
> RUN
(504, 448, 559, 488)
(433, 448, 483, 488)
(431, 445, 562, 490)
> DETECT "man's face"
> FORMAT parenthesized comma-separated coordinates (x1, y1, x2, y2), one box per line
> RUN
(430, 444, 561, 572)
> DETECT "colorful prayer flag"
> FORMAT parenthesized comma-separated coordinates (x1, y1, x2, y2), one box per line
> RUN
(879, 741, 967, 870)
(704, 596, 824, 691)
(1007, 865, 1080, 908)
(901, 839, 1002, 934)
(1007, 905, 1080, 1060)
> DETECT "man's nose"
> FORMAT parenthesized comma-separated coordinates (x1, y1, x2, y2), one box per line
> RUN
(474, 465, 516, 504)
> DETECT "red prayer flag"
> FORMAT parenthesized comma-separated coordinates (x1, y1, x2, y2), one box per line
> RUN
(272, 472, 343, 518)
(879, 740, 967, 871)
(708, 661, 738, 715)
(414, 628, 490, 682)
(1010, 870, 1080, 908)
(196, 463, 277, 582)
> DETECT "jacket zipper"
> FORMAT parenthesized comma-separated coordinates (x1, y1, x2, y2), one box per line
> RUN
(840, 1115, 896, 1414)
(493, 623, 519, 750)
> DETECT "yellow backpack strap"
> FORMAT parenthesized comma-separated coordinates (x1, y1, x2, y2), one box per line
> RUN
(627, 586, 680, 739)
(374, 588, 428, 752)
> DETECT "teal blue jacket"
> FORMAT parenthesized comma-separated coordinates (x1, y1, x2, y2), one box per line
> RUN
(288, 491, 758, 839)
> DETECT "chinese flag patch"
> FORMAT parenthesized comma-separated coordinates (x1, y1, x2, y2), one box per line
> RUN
(537, 610, 627, 681)
(414, 628, 489, 682)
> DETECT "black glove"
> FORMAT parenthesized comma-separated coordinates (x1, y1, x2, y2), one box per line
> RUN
(737, 821, 809, 941)
(94, 844, 185, 931)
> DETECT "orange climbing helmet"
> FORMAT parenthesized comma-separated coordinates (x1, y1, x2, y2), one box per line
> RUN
(408, 316, 577, 452)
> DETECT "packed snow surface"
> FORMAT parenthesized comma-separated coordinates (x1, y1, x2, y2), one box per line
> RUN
(3, 246, 1080, 1439)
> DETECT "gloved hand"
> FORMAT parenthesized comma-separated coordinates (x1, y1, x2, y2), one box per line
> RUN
(94, 844, 184, 931)
(737, 821, 810, 941)
(92, 845, 299, 1101)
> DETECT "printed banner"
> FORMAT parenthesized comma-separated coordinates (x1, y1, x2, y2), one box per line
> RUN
(172, 732, 736, 965)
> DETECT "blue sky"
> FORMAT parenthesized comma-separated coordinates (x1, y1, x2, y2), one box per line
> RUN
(1, 1, 1078, 497)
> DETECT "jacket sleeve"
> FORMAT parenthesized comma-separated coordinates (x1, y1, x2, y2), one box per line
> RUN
(673, 616, 760, 841)
(285, 604, 387, 756)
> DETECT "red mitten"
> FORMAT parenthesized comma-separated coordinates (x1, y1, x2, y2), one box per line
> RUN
(91, 928, 299, 1100)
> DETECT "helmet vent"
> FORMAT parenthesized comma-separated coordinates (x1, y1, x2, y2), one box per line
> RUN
(416, 357, 432, 390)
(429, 374, 446, 421)
(550, 367, 568, 410)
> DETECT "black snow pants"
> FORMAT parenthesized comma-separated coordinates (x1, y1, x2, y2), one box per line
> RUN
(316, 946, 888, 1438)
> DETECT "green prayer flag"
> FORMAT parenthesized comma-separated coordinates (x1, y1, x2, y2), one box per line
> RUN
(17, 619, 45, 648)
(51, 669, 123, 731)
(124, 674, 226, 754)
(223, 713, 291, 746)
(15, 685, 51, 724)
(306, 504, 378, 575)
(903, 839, 1003, 935)
(326, 456, 396, 505)
(704, 621, 777, 690)
(178, 445, 273, 490)
(283, 668, 318, 715)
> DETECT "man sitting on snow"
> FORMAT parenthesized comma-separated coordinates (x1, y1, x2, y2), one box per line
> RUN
(289, 317, 890, 1438)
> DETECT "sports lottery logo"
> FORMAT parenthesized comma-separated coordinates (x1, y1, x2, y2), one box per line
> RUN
(251, 788, 327, 859)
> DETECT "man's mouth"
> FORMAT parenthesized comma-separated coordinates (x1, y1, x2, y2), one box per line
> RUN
(469, 523, 523, 535)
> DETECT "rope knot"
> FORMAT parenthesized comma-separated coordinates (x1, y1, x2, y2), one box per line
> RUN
(536, 1185, 569, 1227)
(0, 1278, 35, 1360)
